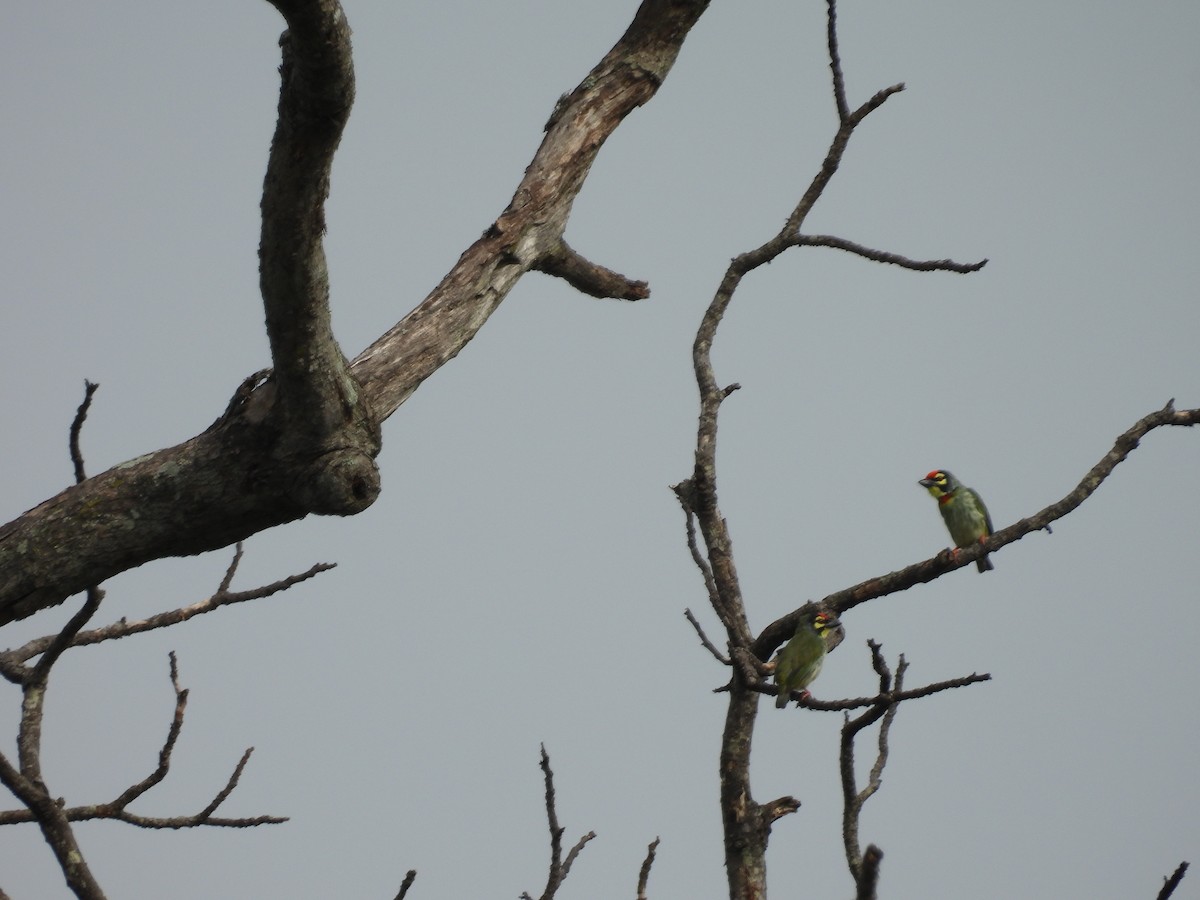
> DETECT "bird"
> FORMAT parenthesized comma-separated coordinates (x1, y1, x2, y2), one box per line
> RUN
(918, 469, 995, 572)
(773, 609, 841, 708)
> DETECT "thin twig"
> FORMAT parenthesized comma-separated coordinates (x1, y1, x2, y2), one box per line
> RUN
(672, 485, 720, 610)
(218, 542, 245, 593)
(69, 380, 100, 484)
(826, 0, 849, 122)
(866, 658, 905, 796)
(28, 587, 104, 685)
(790, 234, 986, 273)
(3, 560, 335, 665)
(684, 608, 729, 665)
(748, 670, 989, 709)
(194, 747, 257, 821)
(106, 653, 188, 810)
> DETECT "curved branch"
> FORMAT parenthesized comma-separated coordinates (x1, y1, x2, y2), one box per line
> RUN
(260, 0, 359, 443)
(2, 548, 333, 667)
(0, 0, 712, 627)
(534, 238, 650, 300)
(790, 234, 986, 272)
(636, 837, 661, 900)
(352, 0, 711, 418)
(69, 380, 99, 484)
(753, 400, 1200, 661)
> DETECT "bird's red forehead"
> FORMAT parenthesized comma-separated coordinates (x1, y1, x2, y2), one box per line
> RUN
(925, 470, 942, 479)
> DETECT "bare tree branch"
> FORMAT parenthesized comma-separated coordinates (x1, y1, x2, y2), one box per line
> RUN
(0, 652, 286, 830)
(394, 869, 418, 900)
(789, 234, 987, 272)
(825, 0, 849, 123)
(673, 4, 986, 897)
(636, 837, 661, 900)
(533, 238, 649, 300)
(353, 0, 711, 419)
(671, 484, 724, 627)
(259, 0, 360, 444)
(25, 588, 103, 687)
(855, 845, 883, 900)
(841, 642, 904, 879)
(0, 748, 107, 899)
(0, 596, 108, 897)
(790, 672, 989, 711)
(523, 745, 595, 900)
(1156, 861, 1189, 900)
(753, 399, 1200, 663)
(0, 0, 714, 628)
(2, 551, 334, 667)
(684, 608, 729, 665)
(69, 380, 99, 485)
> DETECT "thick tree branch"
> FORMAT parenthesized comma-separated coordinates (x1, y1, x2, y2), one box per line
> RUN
(352, 0, 710, 418)
(1157, 861, 1188, 900)
(753, 400, 1200, 662)
(533, 238, 649, 300)
(855, 845, 883, 900)
(0, 0, 712, 628)
(260, 0, 359, 440)
(394, 870, 417, 900)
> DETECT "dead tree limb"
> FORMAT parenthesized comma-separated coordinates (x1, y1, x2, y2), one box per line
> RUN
(675, 4, 984, 898)
(753, 398, 1200, 663)
(0, 0, 714, 627)
(520, 746, 596, 900)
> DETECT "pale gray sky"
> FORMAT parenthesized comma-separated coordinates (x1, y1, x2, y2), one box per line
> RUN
(2, 1, 1198, 898)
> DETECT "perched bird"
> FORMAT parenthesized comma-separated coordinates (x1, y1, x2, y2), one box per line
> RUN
(774, 610, 841, 708)
(918, 469, 995, 572)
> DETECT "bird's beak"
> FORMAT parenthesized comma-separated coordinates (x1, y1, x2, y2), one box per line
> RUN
(918, 478, 934, 488)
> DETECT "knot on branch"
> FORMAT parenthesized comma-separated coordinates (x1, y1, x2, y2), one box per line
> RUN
(297, 450, 381, 515)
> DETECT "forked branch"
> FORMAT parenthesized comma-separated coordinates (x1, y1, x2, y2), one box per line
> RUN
(675, 5, 985, 899)
(521, 745, 596, 900)
(0, 652, 285, 830)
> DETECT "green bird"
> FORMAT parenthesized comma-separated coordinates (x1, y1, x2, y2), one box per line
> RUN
(773, 610, 841, 708)
(918, 469, 994, 572)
